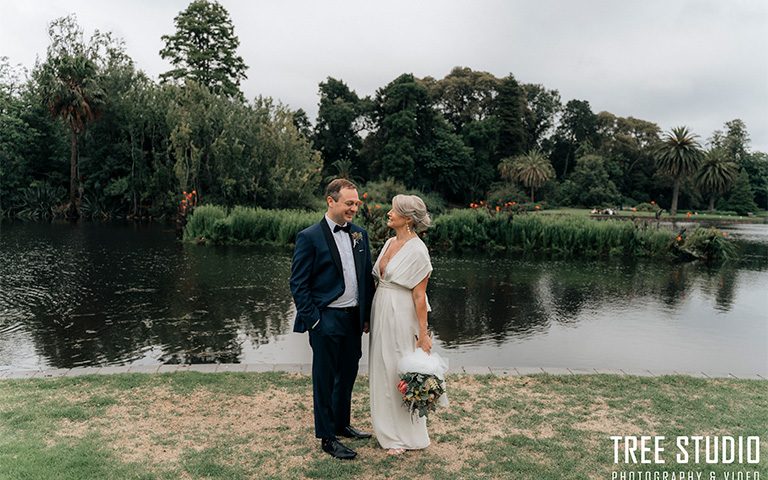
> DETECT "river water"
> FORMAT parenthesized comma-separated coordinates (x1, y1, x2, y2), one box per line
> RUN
(1, 221, 766, 375)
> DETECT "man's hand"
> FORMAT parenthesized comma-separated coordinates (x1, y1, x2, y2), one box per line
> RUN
(362, 322, 370, 334)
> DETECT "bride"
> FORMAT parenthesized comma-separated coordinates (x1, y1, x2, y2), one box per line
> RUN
(369, 194, 433, 455)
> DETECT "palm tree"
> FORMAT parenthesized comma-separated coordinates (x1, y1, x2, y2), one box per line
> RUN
(323, 158, 360, 183)
(40, 54, 103, 219)
(499, 149, 555, 202)
(696, 149, 738, 212)
(655, 126, 703, 217)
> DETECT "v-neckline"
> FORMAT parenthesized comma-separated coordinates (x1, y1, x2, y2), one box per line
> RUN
(378, 236, 416, 278)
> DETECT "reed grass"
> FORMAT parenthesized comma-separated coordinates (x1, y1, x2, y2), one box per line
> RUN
(184, 205, 319, 246)
(427, 210, 679, 258)
(183, 205, 734, 260)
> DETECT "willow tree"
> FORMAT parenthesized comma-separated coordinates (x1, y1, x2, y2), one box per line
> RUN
(38, 15, 105, 219)
(655, 126, 703, 217)
(499, 149, 554, 203)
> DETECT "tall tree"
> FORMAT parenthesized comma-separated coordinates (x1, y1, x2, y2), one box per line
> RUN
(711, 119, 766, 210)
(499, 149, 554, 202)
(433, 66, 499, 133)
(521, 83, 561, 149)
(745, 151, 768, 210)
(363, 73, 472, 200)
(549, 99, 599, 179)
(718, 169, 758, 215)
(365, 74, 433, 185)
(695, 149, 738, 211)
(432, 67, 501, 199)
(558, 153, 621, 207)
(710, 119, 750, 166)
(0, 58, 39, 216)
(596, 112, 660, 203)
(292, 108, 312, 139)
(313, 78, 366, 180)
(160, 0, 247, 99)
(37, 15, 105, 218)
(655, 126, 703, 217)
(493, 74, 527, 160)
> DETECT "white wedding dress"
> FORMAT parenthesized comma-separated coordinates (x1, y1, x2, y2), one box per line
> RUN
(369, 236, 433, 450)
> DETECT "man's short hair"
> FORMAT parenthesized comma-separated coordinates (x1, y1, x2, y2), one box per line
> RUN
(325, 178, 358, 201)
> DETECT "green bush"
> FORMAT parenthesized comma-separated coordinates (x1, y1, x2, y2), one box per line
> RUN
(361, 179, 446, 215)
(634, 202, 658, 212)
(486, 183, 528, 208)
(677, 227, 736, 262)
(16, 183, 66, 220)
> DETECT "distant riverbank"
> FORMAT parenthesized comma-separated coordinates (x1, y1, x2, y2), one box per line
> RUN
(183, 205, 737, 261)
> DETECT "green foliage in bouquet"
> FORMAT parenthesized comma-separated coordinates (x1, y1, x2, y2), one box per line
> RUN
(397, 372, 446, 419)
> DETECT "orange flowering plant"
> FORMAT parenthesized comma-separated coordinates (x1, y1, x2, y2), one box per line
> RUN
(179, 190, 199, 215)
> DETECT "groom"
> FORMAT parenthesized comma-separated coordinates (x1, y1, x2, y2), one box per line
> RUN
(289, 178, 375, 460)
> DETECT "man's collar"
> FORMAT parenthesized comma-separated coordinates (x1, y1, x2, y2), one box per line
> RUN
(325, 214, 348, 232)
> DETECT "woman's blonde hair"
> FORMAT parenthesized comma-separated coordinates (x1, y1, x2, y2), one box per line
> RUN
(392, 194, 431, 233)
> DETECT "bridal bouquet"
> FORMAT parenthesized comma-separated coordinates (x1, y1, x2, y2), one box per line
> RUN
(397, 349, 449, 419)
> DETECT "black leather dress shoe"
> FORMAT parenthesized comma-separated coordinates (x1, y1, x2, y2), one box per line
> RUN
(337, 426, 372, 439)
(321, 438, 357, 460)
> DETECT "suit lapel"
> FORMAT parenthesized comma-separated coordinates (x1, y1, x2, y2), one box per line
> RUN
(320, 219, 343, 275)
(350, 226, 363, 281)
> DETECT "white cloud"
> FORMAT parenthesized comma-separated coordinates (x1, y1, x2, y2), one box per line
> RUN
(1, 0, 766, 150)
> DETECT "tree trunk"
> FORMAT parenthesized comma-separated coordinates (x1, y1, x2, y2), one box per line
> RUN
(531, 187, 535, 203)
(708, 195, 715, 212)
(130, 129, 137, 218)
(67, 129, 80, 219)
(670, 178, 680, 217)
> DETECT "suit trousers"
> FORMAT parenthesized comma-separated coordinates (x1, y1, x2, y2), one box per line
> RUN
(308, 307, 362, 439)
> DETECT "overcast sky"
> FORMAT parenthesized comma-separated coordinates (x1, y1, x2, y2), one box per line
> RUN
(2, 0, 767, 151)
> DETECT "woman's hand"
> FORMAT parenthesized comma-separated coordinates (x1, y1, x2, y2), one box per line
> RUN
(416, 332, 432, 354)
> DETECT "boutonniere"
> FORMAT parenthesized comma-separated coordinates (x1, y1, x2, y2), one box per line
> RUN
(351, 232, 363, 248)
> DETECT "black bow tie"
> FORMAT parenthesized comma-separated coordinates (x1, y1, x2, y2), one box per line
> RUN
(333, 224, 351, 233)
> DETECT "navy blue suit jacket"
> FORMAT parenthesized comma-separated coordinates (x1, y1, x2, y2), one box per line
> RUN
(289, 219, 375, 334)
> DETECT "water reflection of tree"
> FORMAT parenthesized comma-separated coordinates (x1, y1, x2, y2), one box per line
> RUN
(153, 245, 294, 364)
(7, 223, 765, 368)
(429, 258, 550, 347)
(429, 254, 748, 348)
(696, 264, 738, 312)
(15, 224, 296, 368)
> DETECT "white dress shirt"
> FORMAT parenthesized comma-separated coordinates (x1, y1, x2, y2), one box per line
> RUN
(325, 215, 358, 308)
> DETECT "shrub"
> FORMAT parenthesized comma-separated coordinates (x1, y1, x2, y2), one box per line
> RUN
(15, 183, 66, 220)
(678, 227, 736, 262)
(634, 202, 657, 212)
(486, 183, 528, 209)
(361, 179, 446, 215)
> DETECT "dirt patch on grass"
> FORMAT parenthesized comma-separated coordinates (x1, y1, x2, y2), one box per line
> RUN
(47, 418, 90, 447)
(41, 373, 739, 478)
(572, 398, 657, 435)
(99, 383, 316, 468)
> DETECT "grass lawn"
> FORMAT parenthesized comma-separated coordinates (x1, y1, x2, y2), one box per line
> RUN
(0, 372, 766, 479)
